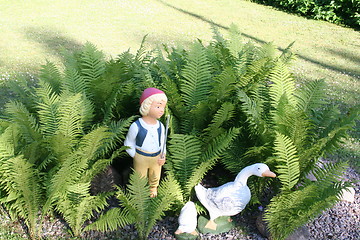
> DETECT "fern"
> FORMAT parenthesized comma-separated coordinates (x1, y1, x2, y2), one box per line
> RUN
(35, 81, 60, 138)
(87, 172, 182, 240)
(80, 42, 106, 85)
(5, 101, 41, 144)
(62, 68, 88, 95)
(57, 186, 111, 236)
(269, 60, 297, 108)
(265, 161, 349, 240)
(187, 128, 240, 193)
(203, 102, 236, 140)
(238, 90, 266, 135)
(166, 134, 202, 198)
(39, 61, 62, 95)
(181, 42, 212, 108)
(273, 133, 300, 191)
(295, 79, 326, 113)
(227, 23, 244, 58)
(210, 67, 237, 103)
(0, 155, 43, 239)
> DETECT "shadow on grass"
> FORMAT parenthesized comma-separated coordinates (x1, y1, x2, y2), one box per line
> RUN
(23, 26, 83, 63)
(156, 0, 360, 78)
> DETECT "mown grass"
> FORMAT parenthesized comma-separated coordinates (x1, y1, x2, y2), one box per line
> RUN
(0, 1, 358, 161)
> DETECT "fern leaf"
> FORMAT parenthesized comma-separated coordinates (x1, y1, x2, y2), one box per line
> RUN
(238, 90, 265, 134)
(204, 102, 235, 139)
(35, 81, 60, 137)
(85, 207, 132, 232)
(39, 61, 62, 94)
(274, 133, 300, 191)
(181, 42, 212, 108)
(227, 23, 243, 57)
(166, 134, 202, 194)
(211, 67, 237, 103)
(0, 124, 16, 160)
(63, 68, 88, 94)
(5, 101, 41, 143)
(269, 60, 297, 108)
(80, 42, 106, 85)
(0, 155, 43, 238)
(295, 79, 326, 113)
(56, 93, 84, 146)
(187, 128, 240, 193)
(265, 175, 348, 240)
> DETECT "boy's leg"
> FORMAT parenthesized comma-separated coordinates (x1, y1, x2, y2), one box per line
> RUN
(133, 153, 149, 178)
(148, 155, 162, 197)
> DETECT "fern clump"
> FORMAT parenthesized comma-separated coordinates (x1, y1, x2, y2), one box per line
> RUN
(86, 171, 182, 240)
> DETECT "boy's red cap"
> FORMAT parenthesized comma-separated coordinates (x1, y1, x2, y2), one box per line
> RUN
(139, 88, 165, 105)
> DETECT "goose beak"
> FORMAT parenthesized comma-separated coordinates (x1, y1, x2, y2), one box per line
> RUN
(262, 170, 276, 178)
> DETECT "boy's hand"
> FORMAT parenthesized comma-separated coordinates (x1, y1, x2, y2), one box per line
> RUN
(158, 155, 166, 166)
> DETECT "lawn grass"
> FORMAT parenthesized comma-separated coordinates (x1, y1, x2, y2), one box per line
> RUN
(0, 0, 359, 167)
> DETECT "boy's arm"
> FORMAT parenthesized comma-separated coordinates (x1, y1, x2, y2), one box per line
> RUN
(124, 123, 138, 158)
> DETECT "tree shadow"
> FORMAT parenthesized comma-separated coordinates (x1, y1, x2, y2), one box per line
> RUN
(156, 0, 360, 78)
(23, 26, 84, 64)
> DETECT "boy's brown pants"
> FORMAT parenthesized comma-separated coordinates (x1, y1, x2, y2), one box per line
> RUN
(133, 152, 162, 191)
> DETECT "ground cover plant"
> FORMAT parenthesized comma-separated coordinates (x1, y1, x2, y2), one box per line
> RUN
(250, 0, 360, 29)
(0, 24, 358, 239)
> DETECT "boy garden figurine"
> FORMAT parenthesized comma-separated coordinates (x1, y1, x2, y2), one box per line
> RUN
(124, 88, 168, 198)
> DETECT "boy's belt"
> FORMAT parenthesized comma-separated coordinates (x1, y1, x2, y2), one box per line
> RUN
(136, 148, 161, 157)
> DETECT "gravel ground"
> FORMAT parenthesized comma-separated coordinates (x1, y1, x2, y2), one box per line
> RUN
(0, 166, 358, 240)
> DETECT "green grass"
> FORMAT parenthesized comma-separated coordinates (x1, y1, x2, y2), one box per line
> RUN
(0, 1, 359, 160)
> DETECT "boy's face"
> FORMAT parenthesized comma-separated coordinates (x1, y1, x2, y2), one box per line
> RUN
(148, 100, 166, 119)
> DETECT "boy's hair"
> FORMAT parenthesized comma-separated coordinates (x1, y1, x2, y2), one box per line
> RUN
(139, 93, 167, 116)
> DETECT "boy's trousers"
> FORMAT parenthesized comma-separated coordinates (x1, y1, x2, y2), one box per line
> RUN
(133, 152, 162, 190)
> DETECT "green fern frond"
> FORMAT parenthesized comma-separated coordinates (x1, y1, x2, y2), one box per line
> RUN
(78, 126, 113, 163)
(187, 128, 240, 193)
(265, 175, 348, 240)
(311, 161, 348, 187)
(269, 60, 297, 108)
(211, 25, 226, 45)
(166, 134, 202, 195)
(227, 23, 244, 58)
(210, 67, 237, 102)
(80, 42, 106, 85)
(56, 93, 85, 146)
(135, 34, 151, 63)
(59, 190, 111, 236)
(35, 81, 60, 137)
(181, 42, 212, 108)
(238, 90, 265, 134)
(0, 124, 17, 160)
(5, 101, 41, 143)
(204, 102, 235, 139)
(62, 68, 88, 94)
(39, 61, 62, 94)
(274, 133, 300, 191)
(314, 106, 359, 154)
(0, 155, 43, 239)
(5, 75, 36, 111)
(279, 41, 296, 64)
(85, 207, 133, 232)
(295, 79, 326, 113)
(238, 57, 270, 89)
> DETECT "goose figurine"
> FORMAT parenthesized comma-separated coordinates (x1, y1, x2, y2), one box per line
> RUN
(175, 201, 198, 236)
(195, 163, 276, 230)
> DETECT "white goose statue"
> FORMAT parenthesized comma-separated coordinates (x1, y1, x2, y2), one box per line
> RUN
(195, 163, 276, 230)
